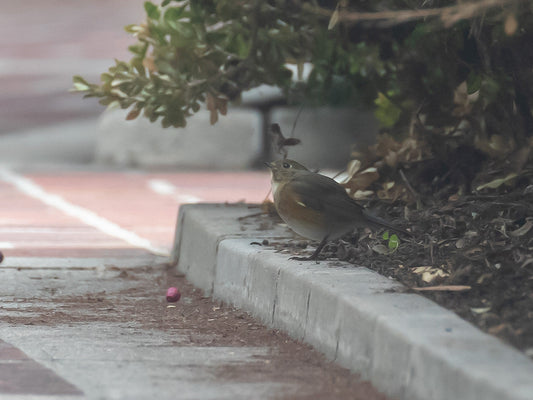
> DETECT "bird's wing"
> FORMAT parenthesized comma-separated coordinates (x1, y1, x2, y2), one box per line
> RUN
(286, 172, 411, 236)
(286, 172, 364, 213)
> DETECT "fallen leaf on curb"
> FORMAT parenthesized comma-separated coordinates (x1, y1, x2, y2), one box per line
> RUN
(412, 266, 449, 283)
(412, 285, 471, 292)
(470, 307, 491, 314)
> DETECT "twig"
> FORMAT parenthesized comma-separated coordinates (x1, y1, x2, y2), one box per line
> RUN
(308, 0, 522, 28)
(399, 169, 422, 209)
(290, 105, 304, 138)
(412, 285, 471, 292)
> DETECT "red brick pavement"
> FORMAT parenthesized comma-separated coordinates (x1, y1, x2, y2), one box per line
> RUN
(0, 0, 146, 134)
(0, 340, 82, 395)
(0, 0, 144, 60)
(1, 169, 270, 258)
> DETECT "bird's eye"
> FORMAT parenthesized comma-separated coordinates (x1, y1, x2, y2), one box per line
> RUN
(282, 162, 291, 169)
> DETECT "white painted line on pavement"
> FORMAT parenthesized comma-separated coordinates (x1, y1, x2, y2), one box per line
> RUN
(0, 242, 15, 249)
(148, 179, 203, 203)
(0, 168, 169, 257)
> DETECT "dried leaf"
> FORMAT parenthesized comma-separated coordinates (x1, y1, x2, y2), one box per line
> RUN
(383, 150, 398, 167)
(412, 266, 449, 283)
(371, 244, 393, 255)
(509, 218, 533, 237)
(142, 55, 157, 73)
(470, 307, 491, 314)
(452, 81, 470, 116)
(126, 107, 141, 120)
(328, 4, 340, 30)
(504, 13, 518, 36)
(476, 173, 518, 191)
(340, 159, 362, 184)
(455, 238, 465, 249)
(206, 93, 218, 125)
(217, 97, 228, 115)
(488, 323, 514, 335)
(346, 167, 379, 192)
(377, 181, 407, 202)
(351, 190, 374, 199)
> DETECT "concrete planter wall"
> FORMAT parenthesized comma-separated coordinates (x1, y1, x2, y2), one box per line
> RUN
(96, 95, 378, 170)
(97, 107, 263, 169)
(269, 106, 377, 170)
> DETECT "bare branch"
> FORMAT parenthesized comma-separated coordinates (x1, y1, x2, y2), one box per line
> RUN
(309, 0, 524, 28)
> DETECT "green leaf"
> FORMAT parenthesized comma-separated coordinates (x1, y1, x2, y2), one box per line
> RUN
(71, 76, 90, 91)
(164, 6, 186, 26)
(387, 234, 399, 250)
(374, 92, 402, 128)
(124, 24, 145, 34)
(467, 71, 482, 94)
(144, 1, 160, 20)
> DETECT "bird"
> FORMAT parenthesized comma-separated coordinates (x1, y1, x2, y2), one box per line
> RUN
(266, 159, 411, 260)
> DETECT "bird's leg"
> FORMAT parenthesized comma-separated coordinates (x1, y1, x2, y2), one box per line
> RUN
(290, 235, 329, 261)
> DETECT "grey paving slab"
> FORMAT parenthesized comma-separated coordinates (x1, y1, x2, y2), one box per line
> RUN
(0, 256, 302, 400)
(0, 324, 280, 400)
(172, 203, 533, 400)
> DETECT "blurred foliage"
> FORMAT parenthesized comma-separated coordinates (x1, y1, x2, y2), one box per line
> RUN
(73, 0, 533, 189)
(73, 0, 319, 128)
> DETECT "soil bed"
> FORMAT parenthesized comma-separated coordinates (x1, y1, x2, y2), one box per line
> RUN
(264, 189, 533, 356)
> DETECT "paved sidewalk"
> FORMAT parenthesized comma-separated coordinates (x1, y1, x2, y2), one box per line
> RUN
(0, 167, 389, 399)
(1, 169, 271, 255)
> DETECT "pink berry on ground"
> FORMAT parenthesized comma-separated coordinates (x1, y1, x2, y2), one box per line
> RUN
(166, 287, 181, 302)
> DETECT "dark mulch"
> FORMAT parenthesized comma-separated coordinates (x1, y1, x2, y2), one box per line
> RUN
(265, 189, 533, 356)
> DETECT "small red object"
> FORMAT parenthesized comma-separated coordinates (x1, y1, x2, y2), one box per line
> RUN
(166, 287, 181, 302)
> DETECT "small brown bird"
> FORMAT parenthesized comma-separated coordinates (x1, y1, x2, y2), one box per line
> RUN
(266, 159, 411, 260)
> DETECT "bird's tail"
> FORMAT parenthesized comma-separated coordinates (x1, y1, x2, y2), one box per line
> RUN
(362, 209, 412, 237)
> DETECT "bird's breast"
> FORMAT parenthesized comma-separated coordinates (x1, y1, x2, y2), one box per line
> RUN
(273, 183, 330, 241)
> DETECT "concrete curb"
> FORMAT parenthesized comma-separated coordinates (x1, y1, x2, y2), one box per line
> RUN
(171, 203, 533, 400)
